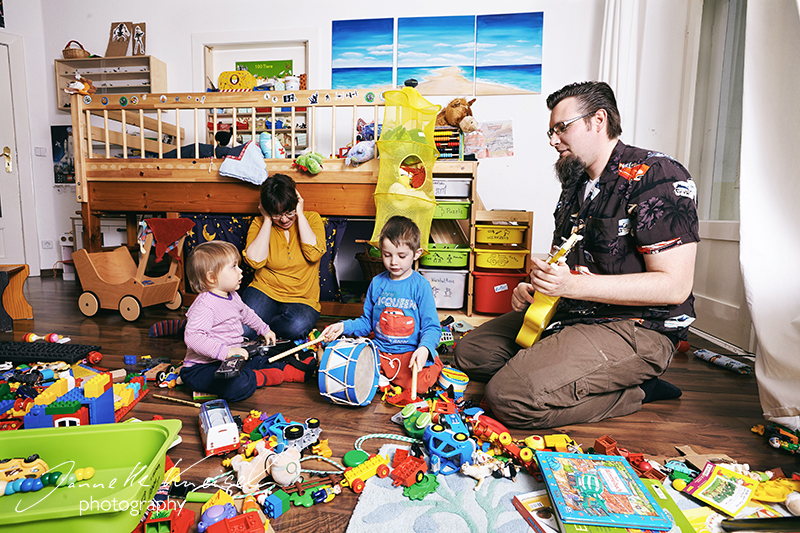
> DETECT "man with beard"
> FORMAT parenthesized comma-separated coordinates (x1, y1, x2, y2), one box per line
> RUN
(455, 81, 699, 429)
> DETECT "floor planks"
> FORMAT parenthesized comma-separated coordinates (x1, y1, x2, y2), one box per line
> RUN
(2, 276, 798, 532)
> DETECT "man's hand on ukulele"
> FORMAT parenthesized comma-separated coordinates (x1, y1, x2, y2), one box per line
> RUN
(530, 257, 572, 298)
(511, 282, 536, 312)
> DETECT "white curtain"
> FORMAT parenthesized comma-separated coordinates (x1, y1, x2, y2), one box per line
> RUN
(740, 0, 800, 430)
(598, 0, 642, 139)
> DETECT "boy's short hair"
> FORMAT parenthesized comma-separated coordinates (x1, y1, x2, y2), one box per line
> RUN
(186, 241, 240, 293)
(379, 216, 421, 251)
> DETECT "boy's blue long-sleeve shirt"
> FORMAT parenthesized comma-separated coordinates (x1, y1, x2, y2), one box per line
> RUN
(342, 271, 440, 364)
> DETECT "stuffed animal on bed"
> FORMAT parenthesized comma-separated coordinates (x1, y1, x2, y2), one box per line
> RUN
(344, 140, 376, 167)
(259, 131, 286, 159)
(435, 97, 476, 128)
(293, 152, 324, 174)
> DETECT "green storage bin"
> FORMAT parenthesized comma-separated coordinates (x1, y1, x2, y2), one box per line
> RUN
(419, 243, 470, 268)
(0, 419, 181, 532)
(433, 200, 470, 220)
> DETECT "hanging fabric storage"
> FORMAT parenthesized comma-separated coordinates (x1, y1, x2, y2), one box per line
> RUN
(369, 86, 441, 250)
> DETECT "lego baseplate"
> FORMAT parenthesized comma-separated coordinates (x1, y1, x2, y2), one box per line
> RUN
(0, 341, 101, 364)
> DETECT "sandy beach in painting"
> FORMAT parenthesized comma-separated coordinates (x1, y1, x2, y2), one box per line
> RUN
(415, 66, 533, 95)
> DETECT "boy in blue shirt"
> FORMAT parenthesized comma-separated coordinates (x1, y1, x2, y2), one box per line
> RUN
(322, 216, 443, 394)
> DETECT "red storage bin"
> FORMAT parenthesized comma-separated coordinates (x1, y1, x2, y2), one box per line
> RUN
(473, 270, 527, 314)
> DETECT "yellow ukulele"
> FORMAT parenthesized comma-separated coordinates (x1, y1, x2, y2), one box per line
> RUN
(515, 233, 582, 348)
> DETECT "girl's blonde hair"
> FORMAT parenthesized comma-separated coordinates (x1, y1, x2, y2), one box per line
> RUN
(186, 241, 241, 293)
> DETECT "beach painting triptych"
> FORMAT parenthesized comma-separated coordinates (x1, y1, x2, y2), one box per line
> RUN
(332, 12, 543, 96)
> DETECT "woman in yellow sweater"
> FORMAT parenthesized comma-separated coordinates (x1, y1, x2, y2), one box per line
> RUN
(242, 174, 327, 341)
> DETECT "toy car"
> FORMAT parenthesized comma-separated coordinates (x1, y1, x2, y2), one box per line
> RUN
(342, 454, 390, 493)
(199, 399, 240, 456)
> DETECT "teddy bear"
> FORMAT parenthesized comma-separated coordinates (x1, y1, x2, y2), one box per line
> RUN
(436, 97, 476, 128)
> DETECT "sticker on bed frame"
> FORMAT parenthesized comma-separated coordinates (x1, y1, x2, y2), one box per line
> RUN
(131, 95, 139, 105)
(101, 97, 109, 105)
(83, 95, 92, 105)
(307, 92, 319, 105)
(119, 96, 128, 106)
(365, 92, 375, 103)
(159, 95, 167, 103)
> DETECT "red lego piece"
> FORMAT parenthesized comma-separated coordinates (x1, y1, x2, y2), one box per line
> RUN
(593, 435, 619, 455)
(206, 512, 263, 533)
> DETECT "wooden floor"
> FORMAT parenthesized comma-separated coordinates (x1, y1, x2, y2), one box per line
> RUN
(3, 276, 798, 532)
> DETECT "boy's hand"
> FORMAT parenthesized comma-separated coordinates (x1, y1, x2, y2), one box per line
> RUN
(409, 347, 428, 372)
(261, 331, 277, 345)
(321, 322, 344, 342)
(227, 346, 249, 360)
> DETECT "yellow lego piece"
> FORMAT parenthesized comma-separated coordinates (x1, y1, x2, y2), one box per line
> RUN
(201, 489, 234, 515)
(84, 373, 110, 399)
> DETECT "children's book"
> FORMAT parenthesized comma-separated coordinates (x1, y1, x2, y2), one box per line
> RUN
(681, 462, 758, 517)
(513, 489, 560, 533)
(548, 479, 694, 533)
(535, 451, 672, 531)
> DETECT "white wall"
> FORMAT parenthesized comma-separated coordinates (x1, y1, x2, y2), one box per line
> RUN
(6, 0, 696, 271)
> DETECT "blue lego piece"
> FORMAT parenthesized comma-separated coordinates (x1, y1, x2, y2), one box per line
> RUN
(124, 355, 137, 365)
(262, 490, 290, 519)
(0, 399, 15, 416)
(23, 404, 53, 429)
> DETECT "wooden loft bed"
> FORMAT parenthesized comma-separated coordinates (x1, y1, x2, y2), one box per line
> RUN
(69, 89, 479, 316)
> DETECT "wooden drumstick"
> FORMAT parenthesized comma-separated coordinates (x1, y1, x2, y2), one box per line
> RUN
(152, 394, 202, 408)
(410, 361, 419, 401)
(268, 336, 325, 363)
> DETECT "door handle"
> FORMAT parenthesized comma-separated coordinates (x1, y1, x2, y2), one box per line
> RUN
(2, 146, 10, 173)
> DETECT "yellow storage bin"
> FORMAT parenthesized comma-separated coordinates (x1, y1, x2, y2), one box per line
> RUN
(474, 224, 526, 244)
(474, 247, 530, 269)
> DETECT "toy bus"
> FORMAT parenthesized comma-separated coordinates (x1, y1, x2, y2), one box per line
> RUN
(199, 399, 240, 456)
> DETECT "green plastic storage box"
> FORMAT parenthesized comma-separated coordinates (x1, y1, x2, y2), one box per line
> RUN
(419, 244, 470, 268)
(0, 419, 181, 532)
(433, 200, 470, 220)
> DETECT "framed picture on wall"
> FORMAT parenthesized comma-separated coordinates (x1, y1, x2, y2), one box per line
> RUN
(51, 125, 75, 184)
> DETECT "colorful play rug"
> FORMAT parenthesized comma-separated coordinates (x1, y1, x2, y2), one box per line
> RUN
(346, 445, 543, 533)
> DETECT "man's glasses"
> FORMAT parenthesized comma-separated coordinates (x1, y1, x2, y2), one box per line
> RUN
(270, 210, 296, 220)
(547, 111, 595, 139)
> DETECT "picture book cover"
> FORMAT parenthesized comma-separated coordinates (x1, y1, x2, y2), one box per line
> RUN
(681, 462, 758, 517)
(551, 479, 693, 533)
(512, 489, 560, 533)
(535, 451, 672, 531)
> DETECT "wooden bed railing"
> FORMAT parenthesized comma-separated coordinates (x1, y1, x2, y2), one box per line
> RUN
(68, 90, 478, 316)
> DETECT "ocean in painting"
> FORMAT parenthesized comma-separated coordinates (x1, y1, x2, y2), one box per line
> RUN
(332, 67, 393, 90)
(476, 64, 541, 94)
(397, 65, 474, 86)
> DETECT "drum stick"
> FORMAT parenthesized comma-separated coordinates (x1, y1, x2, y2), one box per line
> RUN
(410, 361, 419, 401)
(268, 336, 325, 363)
(152, 394, 202, 408)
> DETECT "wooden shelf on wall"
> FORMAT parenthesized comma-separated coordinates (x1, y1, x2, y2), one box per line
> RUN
(54, 56, 167, 111)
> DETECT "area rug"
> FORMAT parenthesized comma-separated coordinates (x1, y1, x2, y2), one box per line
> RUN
(346, 445, 544, 533)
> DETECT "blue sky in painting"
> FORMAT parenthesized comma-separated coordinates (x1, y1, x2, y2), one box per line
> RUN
(397, 15, 475, 67)
(332, 18, 394, 68)
(476, 12, 543, 66)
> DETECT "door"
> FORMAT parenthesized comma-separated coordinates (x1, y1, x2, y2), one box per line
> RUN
(688, 0, 754, 353)
(0, 43, 26, 265)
